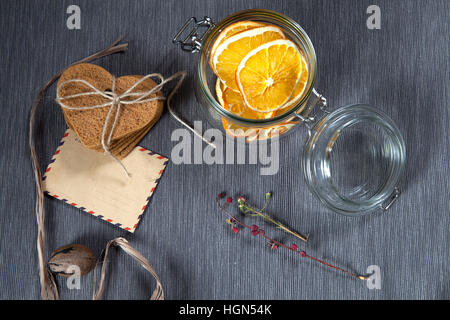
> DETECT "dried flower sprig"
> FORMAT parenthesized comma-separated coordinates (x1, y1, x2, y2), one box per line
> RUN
(237, 192, 309, 243)
(217, 193, 369, 281)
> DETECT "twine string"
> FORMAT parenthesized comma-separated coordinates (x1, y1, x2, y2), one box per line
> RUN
(164, 71, 216, 149)
(30, 36, 129, 300)
(93, 237, 164, 300)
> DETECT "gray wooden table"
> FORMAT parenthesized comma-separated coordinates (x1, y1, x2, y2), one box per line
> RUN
(0, 0, 448, 300)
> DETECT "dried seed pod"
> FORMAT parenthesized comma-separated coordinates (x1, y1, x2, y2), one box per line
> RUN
(48, 244, 96, 278)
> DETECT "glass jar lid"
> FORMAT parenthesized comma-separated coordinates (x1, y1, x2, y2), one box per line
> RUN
(302, 104, 406, 216)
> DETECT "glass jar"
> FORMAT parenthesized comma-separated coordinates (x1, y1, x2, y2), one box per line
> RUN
(173, 9, 322, 141)
(173, 10, 406, 216)
(302, 104, 405, 216)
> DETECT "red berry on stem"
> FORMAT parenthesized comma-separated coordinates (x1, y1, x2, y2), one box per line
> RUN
(291, 244, 298, 251)
(217, 192, 226, 199)
(259, 229, 265, 236)
(251, 230, 259, 236)
(300, 251, 307, 257)
(232, 227, 239, 234)
(250, 225, 258, 232)
(226, 197, 233, 203)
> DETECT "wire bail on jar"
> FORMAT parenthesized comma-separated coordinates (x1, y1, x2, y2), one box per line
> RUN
(293, 88, 328, 136)
(173, 17, 215, 53)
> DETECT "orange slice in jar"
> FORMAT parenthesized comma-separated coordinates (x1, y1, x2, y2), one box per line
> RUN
(257, 121, 299, 140)
(220, 86, 273, 139)
(222, 87, 274, 119)
(212, 26, 285, 91)
(221, 118, 259, 140)
(221, 118, 296, 141)
(215, 78, 226, 106)
(236, 39, 303, 113)
(215, 79, 249, 138)
(275, 52, 309, 116)
(217, 76, 273, 140)
(209, 21, 267, 72)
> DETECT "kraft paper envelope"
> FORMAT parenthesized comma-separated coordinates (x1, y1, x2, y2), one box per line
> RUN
(43, 129, 168, 232)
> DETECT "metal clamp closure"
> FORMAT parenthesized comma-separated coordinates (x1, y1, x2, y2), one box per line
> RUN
(173, 17, 215, 53)
(293, 88, 328, 136)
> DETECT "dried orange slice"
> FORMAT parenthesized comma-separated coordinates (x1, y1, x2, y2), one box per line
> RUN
(221, 118, 259, 139)
(222, 87, 274, 119)
(209, 21, 266, 72)
(257, 121, 299, 140)
(215, 78, 225, 106)
(219, 81, 273, 139)
(221, 118, 297, 141)
(275, 53, 309, 115)
(219, 76, 274, 139)
(236, 39, 303, 113)
(213, 26, 285, 91)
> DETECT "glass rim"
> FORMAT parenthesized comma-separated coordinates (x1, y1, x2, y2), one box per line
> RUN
(197, 9, 318, 126)
(302, 104, 406, 216)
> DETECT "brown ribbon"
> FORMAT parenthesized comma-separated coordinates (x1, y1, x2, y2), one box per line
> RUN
(93, 237, 164, 300)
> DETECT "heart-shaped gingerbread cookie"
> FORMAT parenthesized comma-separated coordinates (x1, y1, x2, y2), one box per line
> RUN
(57, 63, 164, 158)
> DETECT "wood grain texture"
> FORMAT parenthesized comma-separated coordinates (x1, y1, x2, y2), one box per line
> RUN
(0, 0, 448, 299)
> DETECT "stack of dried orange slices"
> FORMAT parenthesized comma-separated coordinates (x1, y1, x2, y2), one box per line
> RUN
(210, 21, 309, 141)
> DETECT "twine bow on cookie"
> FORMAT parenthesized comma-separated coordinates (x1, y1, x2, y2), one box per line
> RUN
(56, 71, 215, 177)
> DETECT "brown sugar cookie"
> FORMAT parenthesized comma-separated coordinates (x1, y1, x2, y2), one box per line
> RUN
(56, 64, 164, 159)
(91, 117, 158, 157)
(115, 115, 162, 159)
(57, 64, 164, 150)
(71, 111, 154, 154)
